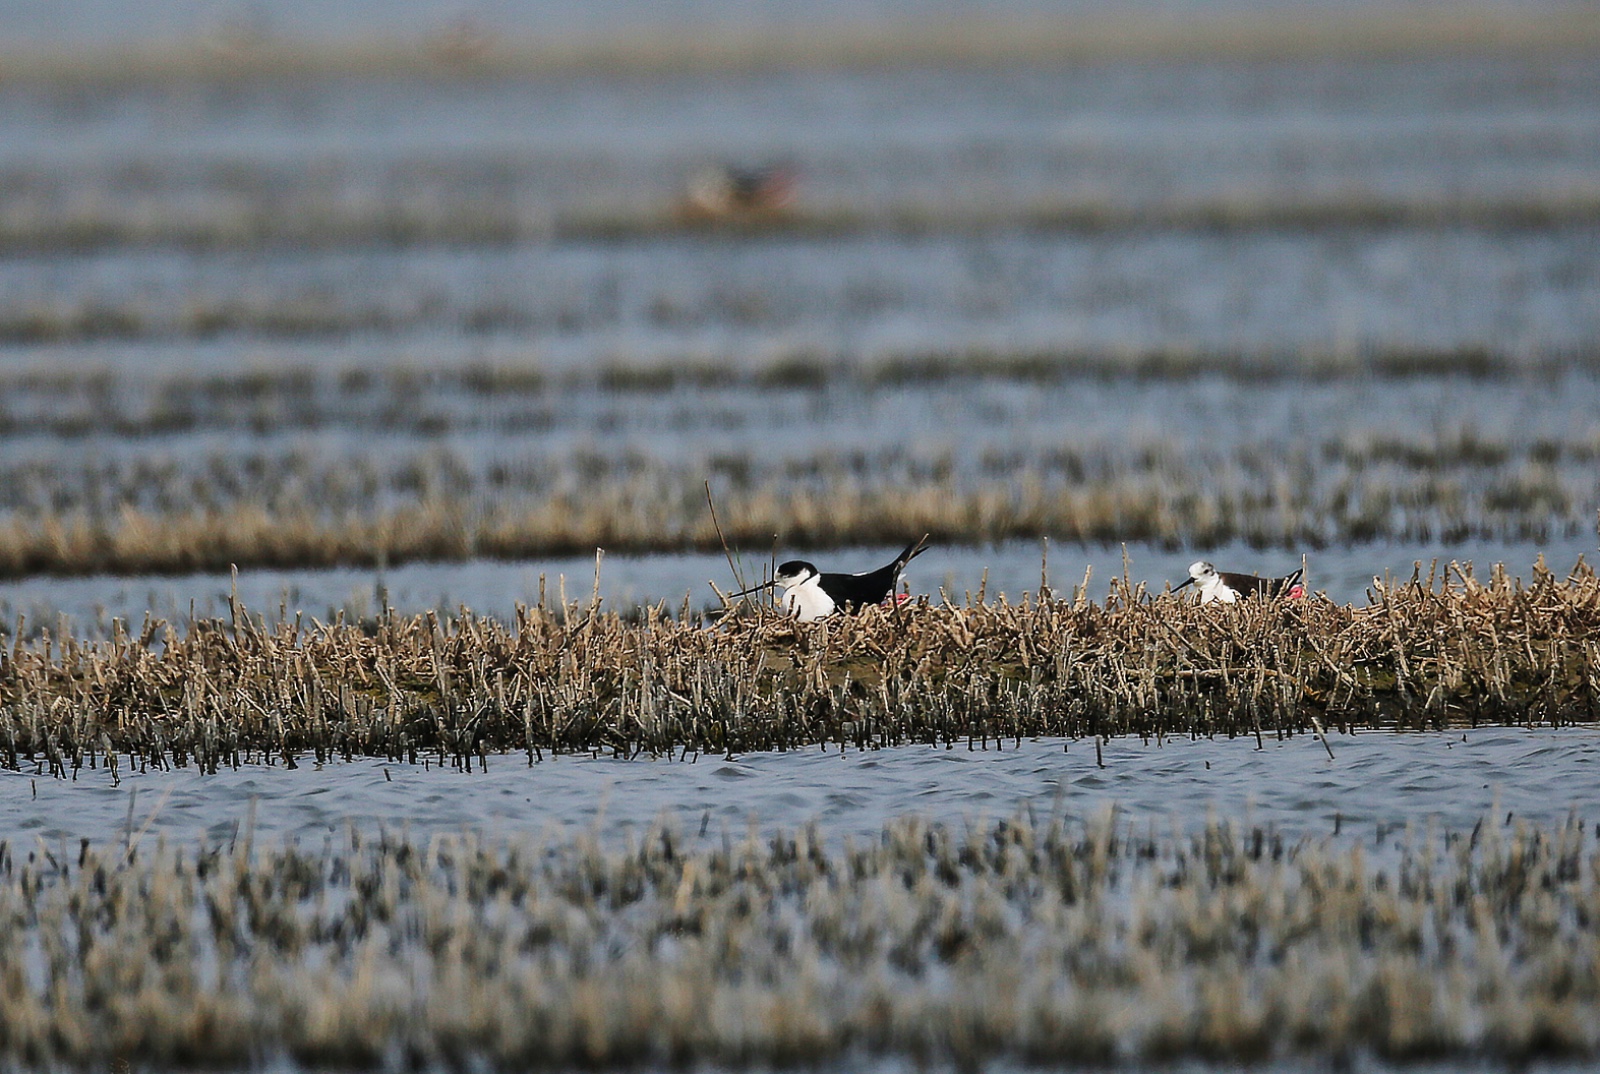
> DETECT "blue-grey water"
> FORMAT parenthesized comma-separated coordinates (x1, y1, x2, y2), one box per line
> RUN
(3, 52, 1596, 368)
(2, 9, 1598, 1073)
(5, 729, 1597, 874)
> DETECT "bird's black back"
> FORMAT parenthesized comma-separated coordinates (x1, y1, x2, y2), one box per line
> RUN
(817, 539, 928, 611)
(1218, 566, 1304, 598)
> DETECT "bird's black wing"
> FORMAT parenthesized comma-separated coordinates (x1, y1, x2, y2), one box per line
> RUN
(1224, 567, 1304, 598)
(822, 537, 930, 611)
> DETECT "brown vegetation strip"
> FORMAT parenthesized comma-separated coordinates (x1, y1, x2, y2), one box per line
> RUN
(2, 559, 1597, 773)
(0, 459, 1588, 579)
(2, 810, 1597, 1069)
(0, 483, 1561, 579)
(3, 193, 1599, 256)
(0, 348, 1584, 412)
(3, 361, 1593, 578)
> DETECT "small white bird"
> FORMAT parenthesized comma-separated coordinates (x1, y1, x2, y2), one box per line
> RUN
(1173, 560, 1305, 604)
(730, 538, 928, 622)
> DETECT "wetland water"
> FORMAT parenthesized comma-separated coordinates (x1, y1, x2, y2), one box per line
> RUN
(4, 13, 1600, 1070)
(6, 10, 1593, 857)
(3, 0, 1597, 853)
(8, 730, 1600, 1074)
(4, 47, 1597, 373)
(8, 728, 1598, 867)
(1, 23, 1596, 594)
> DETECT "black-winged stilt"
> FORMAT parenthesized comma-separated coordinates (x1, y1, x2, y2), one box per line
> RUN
(731, 537, 928, 622)
(1173, 560, 1305, 604)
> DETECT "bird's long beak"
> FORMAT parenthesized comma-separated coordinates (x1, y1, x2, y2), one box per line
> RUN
(728, 579, 777, 599)
(1171, 577, 1194, 592)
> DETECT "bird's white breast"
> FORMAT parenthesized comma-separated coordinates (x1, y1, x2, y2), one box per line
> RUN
(783, 576, 837, 622)
(1198, 576, 1238, 604)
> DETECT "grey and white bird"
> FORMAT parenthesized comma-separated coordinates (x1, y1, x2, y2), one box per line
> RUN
(731, 538, 928, 622)
(1173, 560, 1305, 604)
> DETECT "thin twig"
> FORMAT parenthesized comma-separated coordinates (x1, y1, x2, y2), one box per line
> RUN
(705, 481, 751, 606)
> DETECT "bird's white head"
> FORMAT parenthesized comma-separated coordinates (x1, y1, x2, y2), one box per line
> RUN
(1185, 560, 1239, 603)
(1173, 560, 1230, 602)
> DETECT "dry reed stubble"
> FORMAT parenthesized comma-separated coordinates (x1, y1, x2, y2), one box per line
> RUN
(0, 459, 1590, 578)
(1, 558, 1597, 775)
(2, 364, 1594, 579)
(0, 810, 1596, 1069)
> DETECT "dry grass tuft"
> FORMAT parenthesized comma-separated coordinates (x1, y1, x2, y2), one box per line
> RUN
(2, 557, 1597, 774)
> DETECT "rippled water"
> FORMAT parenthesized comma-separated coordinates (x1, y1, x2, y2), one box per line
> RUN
(5, 227, 1597, 363)
(7, 729, 1598, 872)
(5, 52, 1597, 367)
(7, 372, 1600, 477)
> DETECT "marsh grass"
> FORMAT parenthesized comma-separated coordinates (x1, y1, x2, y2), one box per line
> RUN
(0, 808, 1597, 1069)
(0, 365, 1597, 582)
(0, 433, 1593, 577)
(2, 557, 1597, 774)
(0, 477, 1576, 580)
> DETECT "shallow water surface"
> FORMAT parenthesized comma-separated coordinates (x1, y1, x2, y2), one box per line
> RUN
(7, 728, 1597, 864)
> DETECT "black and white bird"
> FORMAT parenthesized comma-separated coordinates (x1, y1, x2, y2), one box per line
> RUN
(1173, 560, 1305, 604)
(732, 537, 929, 622)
